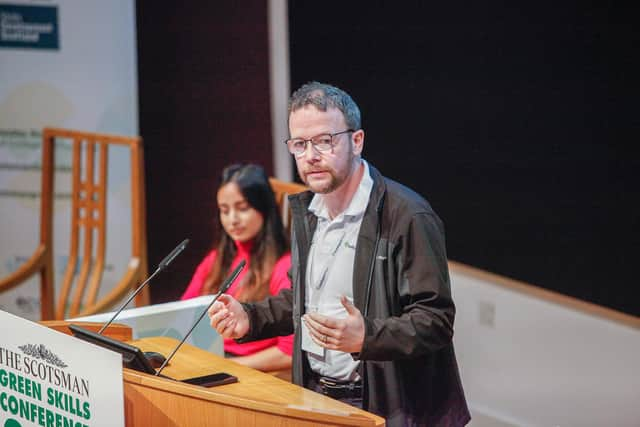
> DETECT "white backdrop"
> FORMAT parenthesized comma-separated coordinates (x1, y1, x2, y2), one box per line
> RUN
(0, 0, 139, 320)
(451, 266, 640, 427)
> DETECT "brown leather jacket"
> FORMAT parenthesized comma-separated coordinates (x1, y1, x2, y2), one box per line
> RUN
(241, 163, 470, 426)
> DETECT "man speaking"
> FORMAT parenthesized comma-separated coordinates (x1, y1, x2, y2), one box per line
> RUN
(209, 81, 470, 426)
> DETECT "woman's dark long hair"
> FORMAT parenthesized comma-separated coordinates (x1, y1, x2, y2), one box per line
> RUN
(201, 164, 288, 302)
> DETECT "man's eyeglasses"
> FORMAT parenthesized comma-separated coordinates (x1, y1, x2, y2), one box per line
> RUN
(284, 129, 354, 156)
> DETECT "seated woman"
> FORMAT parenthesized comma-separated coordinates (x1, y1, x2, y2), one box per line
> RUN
(181, 164, 292, 372)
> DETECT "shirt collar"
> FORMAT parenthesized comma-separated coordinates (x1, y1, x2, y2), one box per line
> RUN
(308, 159, 373, 221)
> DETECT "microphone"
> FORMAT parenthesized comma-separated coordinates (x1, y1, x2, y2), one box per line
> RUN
(97, 238, 189, 335)
(158, 239, 190, 270)
(155, 259, 246, 375)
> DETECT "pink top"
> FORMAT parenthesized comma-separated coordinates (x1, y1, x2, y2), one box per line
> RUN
(181, 240, 293, 356)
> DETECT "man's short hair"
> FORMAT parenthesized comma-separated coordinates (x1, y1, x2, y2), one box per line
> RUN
(288, 81, 361, 130)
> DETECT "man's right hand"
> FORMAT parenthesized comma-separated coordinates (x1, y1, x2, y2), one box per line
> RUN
(208, 294, 250, 339)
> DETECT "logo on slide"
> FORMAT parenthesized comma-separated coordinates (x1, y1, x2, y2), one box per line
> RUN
(0, 4, 59, 50)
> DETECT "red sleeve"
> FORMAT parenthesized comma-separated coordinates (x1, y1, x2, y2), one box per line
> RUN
(269, 253, 293, 356)
(180, 250, 217, 300)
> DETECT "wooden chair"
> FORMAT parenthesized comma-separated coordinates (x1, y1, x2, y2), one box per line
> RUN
(268, 177, 307, 233)
(0, 127, 149, 320)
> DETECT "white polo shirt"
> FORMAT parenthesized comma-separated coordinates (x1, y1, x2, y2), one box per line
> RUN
(305, 159, 373, 381)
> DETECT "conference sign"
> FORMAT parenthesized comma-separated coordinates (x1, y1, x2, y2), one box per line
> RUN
(0, 311, 124, 427)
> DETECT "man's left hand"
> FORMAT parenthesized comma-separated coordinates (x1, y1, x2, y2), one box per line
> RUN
(303, 295, 365, 353)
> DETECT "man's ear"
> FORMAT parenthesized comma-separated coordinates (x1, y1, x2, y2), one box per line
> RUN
(352, 129, 365, 155)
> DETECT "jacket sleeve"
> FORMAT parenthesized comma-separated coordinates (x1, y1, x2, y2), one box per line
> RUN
(358, 212, 456, 361)
(238, 288, 295, 342)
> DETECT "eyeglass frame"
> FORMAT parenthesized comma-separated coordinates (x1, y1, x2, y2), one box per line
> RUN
(284, 129, 355, 157)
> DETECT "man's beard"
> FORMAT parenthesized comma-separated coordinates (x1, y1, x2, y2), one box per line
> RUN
(300, 152, 354, 194)
(307, 170, 341, 194)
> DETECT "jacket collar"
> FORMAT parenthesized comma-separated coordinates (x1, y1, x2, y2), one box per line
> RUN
(353, 163, 386, 311)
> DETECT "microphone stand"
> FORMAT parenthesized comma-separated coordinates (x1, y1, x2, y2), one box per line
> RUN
(155, 260, 245, 376)
(97, 239, 189, 335)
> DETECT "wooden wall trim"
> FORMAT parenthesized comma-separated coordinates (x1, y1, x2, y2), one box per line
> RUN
(449, 260, 640, 330)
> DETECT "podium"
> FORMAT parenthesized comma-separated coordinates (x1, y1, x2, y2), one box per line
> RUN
(46, 322, 385, 426)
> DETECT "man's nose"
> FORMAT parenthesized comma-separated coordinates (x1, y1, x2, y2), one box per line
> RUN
(301, 142, 320, 162)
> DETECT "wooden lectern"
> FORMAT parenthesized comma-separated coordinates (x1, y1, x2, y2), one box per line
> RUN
(45, 322, 385, 426)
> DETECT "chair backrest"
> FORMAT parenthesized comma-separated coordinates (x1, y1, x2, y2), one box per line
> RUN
(268, 177, 307, 234)
(0, 128, 149, 320)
